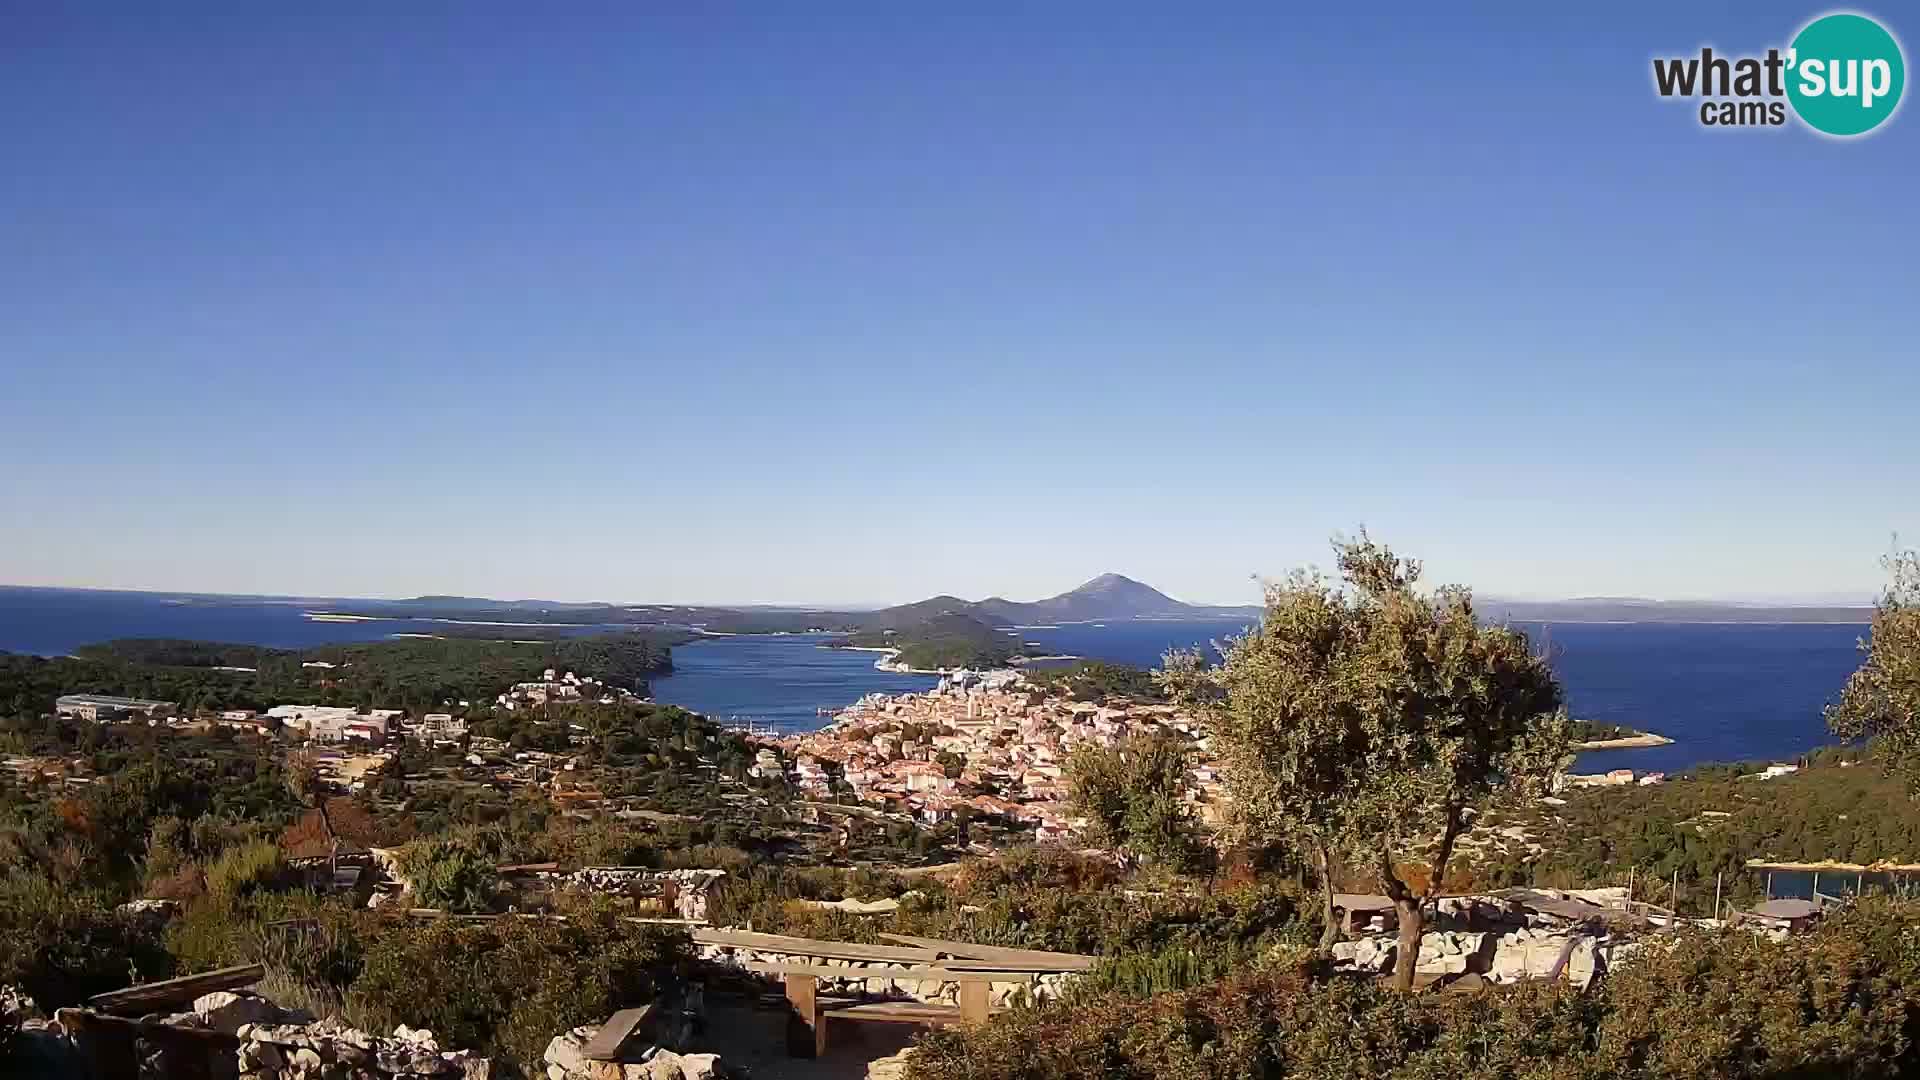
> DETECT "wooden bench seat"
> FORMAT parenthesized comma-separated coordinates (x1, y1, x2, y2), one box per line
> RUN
(579, 1005, 656, 1061)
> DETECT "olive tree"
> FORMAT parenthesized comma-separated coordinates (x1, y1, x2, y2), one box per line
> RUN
(1828, 548, 1920, 793)
(1065, 732, 1203, 871)
(1161, 570, 1366, 956)
(1166, 535, 1569, 989)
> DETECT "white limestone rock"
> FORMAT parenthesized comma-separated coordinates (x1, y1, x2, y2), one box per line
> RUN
(544, 1025, 597, 1076)
(194, 991, 287, 1034)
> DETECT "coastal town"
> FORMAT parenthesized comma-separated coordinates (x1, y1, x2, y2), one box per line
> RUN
(775, 669, 1224, 842)
(11, 660, 1830, 859)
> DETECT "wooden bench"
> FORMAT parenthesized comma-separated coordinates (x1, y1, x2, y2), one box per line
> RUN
(876, 934, 1096, 972)
(693, 927, 940, 964)
(86, 963, 266, 1016)
(751, 962, 994, 1057)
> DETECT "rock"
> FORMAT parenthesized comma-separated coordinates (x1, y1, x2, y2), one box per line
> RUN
(119, 897, 180, 917)
(196, 991, 286, 1034)
(240, 1040, 287, 1071)
(2, 983, 44, 1020)
(866, 1045, 913, 1080)
(378, 1045, 445, 1073)
(544, 1025, 596, 1076)
(1489, 934, 1573, 983)
(448, 1050, 495, 1079)
(1566, 936, 1601, 989)
(628, 1050, 730, 1080)
(236, 1014, 498, 1078)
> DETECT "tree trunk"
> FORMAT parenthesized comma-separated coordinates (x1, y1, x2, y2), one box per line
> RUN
(1392, 896, 1423, 991)
(1316, 843, 1341, 957)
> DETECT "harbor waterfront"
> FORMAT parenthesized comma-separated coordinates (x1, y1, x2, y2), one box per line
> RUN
(652, 619, 1869, 774)
(0, 588, 1871, 773)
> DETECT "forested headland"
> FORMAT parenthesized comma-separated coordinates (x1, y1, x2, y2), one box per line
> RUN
(0, 630, 686, 718)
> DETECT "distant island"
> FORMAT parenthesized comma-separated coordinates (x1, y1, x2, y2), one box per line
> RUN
(307, 578, 1870, 633)
(1484, 596, 1871, 625)
(311, 573, 1256, 672)
(823, 574, 1257, 671)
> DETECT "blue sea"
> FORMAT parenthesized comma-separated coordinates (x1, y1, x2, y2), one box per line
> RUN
(0, 587, 1870, 772)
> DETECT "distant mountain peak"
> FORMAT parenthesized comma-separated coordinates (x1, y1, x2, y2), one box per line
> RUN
(1072, 572, 1153, 592)
(871, 573, 1258, 630)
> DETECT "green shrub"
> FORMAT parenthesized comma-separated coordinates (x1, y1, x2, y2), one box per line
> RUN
(0, 871, 173, 1008)
(907, 897, 1920, 1080)
(204, 839, 292, 902)
(399, 839, 498, 914)
(347, 910, 686, 1067)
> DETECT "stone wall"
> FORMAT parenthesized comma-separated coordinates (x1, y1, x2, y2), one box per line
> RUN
(236, 1019, 493, 1079)
(542, 1026, 735, 1080)
(541, 868, 726, 921)
(694, 942, 1076, 1010)
(1334, 927, 1617, 986)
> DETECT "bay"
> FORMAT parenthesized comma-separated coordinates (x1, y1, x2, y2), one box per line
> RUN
(654, 618, 1871, 773)
(0, 587, 1872, 772)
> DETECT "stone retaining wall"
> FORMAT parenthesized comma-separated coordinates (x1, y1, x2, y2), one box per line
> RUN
(695, 942, 1076, 1009)
(236, 1019, 493, 1079)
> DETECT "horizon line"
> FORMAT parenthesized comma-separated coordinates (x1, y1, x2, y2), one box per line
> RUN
(0, 579, 1879, 611)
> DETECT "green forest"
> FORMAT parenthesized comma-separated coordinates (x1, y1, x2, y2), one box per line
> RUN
(0, 630, 685, 719)
(835, 610, 1017, 669)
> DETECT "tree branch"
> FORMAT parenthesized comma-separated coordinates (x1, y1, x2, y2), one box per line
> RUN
(1376, 838, 1413, 905)
(1423, 802, 1466, 902)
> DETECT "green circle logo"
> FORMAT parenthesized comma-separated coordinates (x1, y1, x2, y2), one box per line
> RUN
(1787, 13, 1906, 136)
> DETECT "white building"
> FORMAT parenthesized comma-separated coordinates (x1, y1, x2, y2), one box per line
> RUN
(413, 713, 468, 743)
(268, 705, 401, 742)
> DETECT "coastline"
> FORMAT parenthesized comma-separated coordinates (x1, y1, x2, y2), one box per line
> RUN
(873, 651, 956, 676)
(1572, 732, 1675, 750)
(823, 642, 1023, 676)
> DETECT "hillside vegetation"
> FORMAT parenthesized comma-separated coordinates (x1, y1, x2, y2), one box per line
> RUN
(1, 631, 683, 716)
(835, 611, 1017, 670)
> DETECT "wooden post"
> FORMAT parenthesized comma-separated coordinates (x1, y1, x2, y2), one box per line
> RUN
(1714, 873, 1722, 921)
(784, 974, 827, 1058)
(959, 980, 990, 1026)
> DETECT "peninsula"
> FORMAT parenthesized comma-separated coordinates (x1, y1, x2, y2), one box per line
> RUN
(1569, 719, 1675, 750)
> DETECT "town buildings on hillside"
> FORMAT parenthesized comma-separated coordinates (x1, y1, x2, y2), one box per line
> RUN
(774, 669, 1223, 840)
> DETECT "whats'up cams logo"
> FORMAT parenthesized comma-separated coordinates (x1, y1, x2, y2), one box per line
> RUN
(1653, 11, 1905, 136)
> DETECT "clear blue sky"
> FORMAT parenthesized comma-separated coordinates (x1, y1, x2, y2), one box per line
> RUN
(1, 6, 1913, 606)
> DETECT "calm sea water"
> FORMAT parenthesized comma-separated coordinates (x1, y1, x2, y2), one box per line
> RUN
(650, 636, 938, 731)
(0, 588, 1870, 771)
(0, 586, 612, 654)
